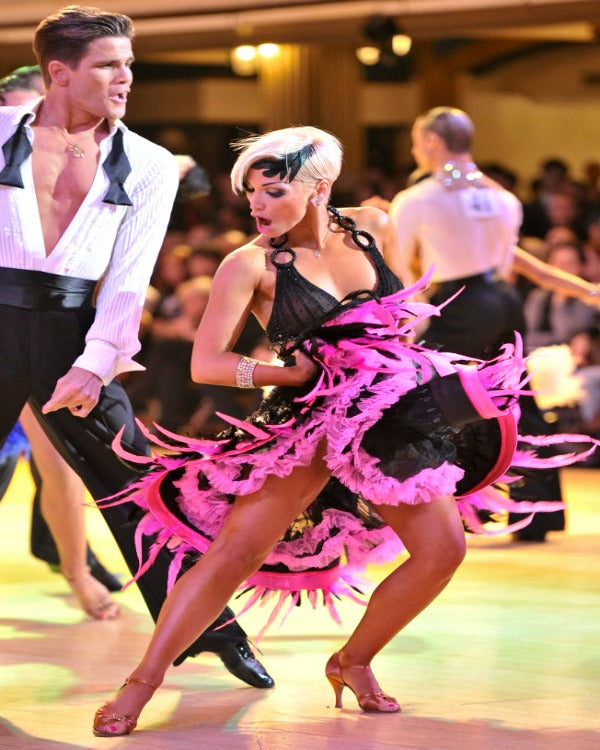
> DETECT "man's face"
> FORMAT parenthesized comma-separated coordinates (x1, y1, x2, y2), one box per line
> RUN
(63, 36, 133, 122)
(411, 123, 434, 172)
(549, 246, 583, 277)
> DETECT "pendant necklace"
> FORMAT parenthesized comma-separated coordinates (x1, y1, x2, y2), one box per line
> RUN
(313, 222, 332, 259)
(52, 125, 88, 158)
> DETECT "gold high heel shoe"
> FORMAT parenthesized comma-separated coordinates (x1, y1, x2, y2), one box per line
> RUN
(325, 652, 400, 713)
(92, 675, 160, 737)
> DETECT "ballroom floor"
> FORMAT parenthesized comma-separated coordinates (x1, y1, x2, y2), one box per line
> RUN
(0, 460, 598, 750)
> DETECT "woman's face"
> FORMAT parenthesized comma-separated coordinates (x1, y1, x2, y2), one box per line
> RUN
(243, 166, 314, 238)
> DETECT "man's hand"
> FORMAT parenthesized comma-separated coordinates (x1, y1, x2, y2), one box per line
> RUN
(42, 366, 103, 418)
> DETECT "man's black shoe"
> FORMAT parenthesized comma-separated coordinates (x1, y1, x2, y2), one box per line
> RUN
(513, 529, 547, 543)
(217, 641, 275, 689)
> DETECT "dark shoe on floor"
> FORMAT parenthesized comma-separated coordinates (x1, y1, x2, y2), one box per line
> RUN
(513, 530, 547, 543)
(217, 641, 275, 689)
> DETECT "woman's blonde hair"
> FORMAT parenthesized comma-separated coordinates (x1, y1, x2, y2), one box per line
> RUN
(230, 126, 343, 195)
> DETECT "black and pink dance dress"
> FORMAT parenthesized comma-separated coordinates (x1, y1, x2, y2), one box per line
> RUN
(107, 209, 595, 629)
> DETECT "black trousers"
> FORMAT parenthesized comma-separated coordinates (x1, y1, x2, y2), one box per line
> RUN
(0, 298, 246, 654)
(422, 276, 565, 534)
(424, 277, 525, 361)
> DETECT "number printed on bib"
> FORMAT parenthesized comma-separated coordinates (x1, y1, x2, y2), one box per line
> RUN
(460, 188, 498, 218)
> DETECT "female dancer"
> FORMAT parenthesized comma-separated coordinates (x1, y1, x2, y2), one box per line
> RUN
(92, 126, 589, 736)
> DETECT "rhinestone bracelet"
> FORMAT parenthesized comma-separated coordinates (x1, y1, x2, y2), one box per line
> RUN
(236, 356, 258, 388)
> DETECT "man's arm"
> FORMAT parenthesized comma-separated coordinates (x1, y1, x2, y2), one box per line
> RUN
(77, 148, 179, 383)
(43, 145, 179, 417)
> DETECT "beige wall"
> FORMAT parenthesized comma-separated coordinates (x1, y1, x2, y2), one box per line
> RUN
(128, 78, 262, 124)
(464, 86, 600, 198)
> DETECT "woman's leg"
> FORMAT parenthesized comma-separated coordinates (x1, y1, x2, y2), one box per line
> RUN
(94, 444, 331, 731)
(330, 495, 466, 703)
(19, 405, 119, 620)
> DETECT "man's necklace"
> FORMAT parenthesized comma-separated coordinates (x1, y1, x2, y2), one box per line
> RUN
(52, 125, 89, 158)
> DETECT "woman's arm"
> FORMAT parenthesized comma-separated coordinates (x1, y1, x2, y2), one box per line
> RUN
(191, 248, 317, 388)
(513, 246, 600, 308)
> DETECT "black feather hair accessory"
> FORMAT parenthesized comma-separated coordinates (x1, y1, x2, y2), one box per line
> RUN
(252, 143, 315, 183)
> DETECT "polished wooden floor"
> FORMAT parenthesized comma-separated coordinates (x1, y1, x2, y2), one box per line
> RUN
(0, 460, 598, 750)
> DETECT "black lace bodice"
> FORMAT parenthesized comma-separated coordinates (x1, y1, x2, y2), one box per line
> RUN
(265, 206, 403, 345)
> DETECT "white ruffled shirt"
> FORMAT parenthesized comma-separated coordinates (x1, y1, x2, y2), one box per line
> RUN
(0, 100, 179, 384)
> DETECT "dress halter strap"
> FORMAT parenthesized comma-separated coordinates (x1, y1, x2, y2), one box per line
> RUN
(269, 243, 296, 268)
(326, 206, 378, 253)
(268, 206, 379, 261)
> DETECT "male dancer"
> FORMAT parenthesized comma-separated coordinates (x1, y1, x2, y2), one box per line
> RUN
(0, 63, 123, 598)
(389, 106, 524, 359)
(388, 106, 564, 540)
(0, 5, 272, 686)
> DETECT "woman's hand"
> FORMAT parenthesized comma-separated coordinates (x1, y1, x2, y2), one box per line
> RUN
(287, 349, 319, 386)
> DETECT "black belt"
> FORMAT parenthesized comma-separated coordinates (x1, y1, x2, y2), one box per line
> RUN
(0, 266, 96, 310)
(434, 270, 495, 292)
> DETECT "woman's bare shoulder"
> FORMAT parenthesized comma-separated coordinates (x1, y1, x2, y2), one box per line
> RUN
(337, 204, 393, 232)
(217, 237, 268, 274)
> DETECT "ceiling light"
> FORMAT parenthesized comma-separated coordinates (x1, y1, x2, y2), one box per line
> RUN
(231, 45, 257, 76)
(356, 46, 381, 66)
(392, 33, 412, 56)
(233, 45, 256, 62)
(257, 43, 280, 59)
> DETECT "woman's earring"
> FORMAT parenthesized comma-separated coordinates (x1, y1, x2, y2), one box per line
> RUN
(312, 197, 321, 207)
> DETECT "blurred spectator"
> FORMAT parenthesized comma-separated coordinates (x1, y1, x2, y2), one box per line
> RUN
(125, 273, 262, 436)
(569, 329, 600, 438)
(545, 224, 578, 249)
(582, 212, 600, 283)
(129, 276, 213, 432)
(0, 64, 44, 105)
(186, 245, 222, 278)
(151, 243, 192, 315)
(521, 157, 586, 240)
(524, 241, 600, 353)
(480, 161, 519, 194)
(579, 160, 600, 211)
